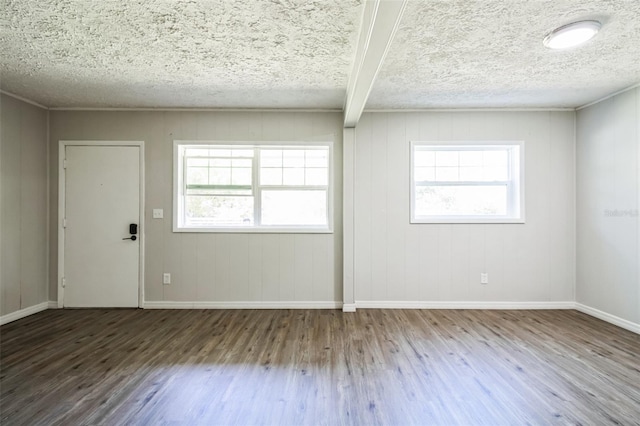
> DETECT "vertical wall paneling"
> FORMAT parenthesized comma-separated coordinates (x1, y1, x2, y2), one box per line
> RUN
(354, 114, 373, 301)
(2, 96, 21, 314)
(416, 114, 440, 302)
(342, 128, 356, 309)
(293, 235, 314, 301)
(369, 114, 389, 301)
(577, 88, 639, 326)
(278, 234, 295, 302)
(49, 111, 343, 306)
(354, 111, 576, 304)
(404, 113, 422, 301)
(248, 234, 263, 301)
(261, 234, 281, 301)
(0, 94, 49, 319)
(386, 114, 407, 300)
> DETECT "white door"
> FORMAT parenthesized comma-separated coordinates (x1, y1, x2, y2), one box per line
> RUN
(64, 145, 140, 307)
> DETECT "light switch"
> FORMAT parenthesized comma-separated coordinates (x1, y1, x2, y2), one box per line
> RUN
(153, 209, 164, 219)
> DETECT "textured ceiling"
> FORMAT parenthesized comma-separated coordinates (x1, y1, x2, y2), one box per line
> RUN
(367, 0, 640, 109)
(0, 0, 363, 108)
(1, 0, 639, 110)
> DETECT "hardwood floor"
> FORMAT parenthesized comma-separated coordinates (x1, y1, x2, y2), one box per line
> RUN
(1, 309, 639, 425)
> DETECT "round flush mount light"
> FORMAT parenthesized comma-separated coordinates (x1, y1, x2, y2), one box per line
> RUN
(543, 20, 601, 49)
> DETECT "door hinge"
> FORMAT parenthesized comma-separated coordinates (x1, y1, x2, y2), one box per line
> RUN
(63, 159, 67, 169)
(63, 218, 67, 228)
(61, 277, 66, 288)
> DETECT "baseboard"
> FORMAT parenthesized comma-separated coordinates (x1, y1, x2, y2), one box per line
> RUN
(342, 303, 357, 312)
(142, 301, 342, 309)
(355, 301, 577, 310)
(5, 301, 636, 336)
(0, 302, 50, 326)
(575, 303, 640, 335)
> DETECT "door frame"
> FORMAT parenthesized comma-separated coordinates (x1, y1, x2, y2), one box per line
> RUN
(57, 140, 145, 308)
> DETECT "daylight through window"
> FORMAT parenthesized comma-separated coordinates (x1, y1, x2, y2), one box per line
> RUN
(411, 142, 524, 223)
(175, 142, 332, 232)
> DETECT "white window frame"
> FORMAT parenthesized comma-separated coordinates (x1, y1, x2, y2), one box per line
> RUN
(173, 140, 334, 233)
(410, 141, 525, 224)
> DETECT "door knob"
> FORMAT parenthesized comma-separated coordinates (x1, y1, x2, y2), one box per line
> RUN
(123, 235, 137, 241)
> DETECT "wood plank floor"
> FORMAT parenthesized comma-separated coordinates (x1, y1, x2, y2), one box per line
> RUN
(1, 309, 639, 425)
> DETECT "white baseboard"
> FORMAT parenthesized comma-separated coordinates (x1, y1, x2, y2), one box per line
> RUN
(4, 300, 636, 336)
(0, 302, 50, 326)
(342, 303, 357, 312)
(575, 303, 640, 335)
(355, 301, 576, 310)
(142, 301, 342, 310)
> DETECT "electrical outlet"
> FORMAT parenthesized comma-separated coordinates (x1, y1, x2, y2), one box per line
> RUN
(163, 273, 171, 285)
(480, 273, 489, 285)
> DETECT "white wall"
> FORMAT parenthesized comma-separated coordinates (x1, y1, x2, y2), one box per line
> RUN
(576, 88, 639, 326)
(49, 111, 343, 306)
(1, 94, 49, 317)
(352, 111, 575, 305)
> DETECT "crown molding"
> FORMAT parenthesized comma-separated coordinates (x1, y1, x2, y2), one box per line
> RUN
(1, 90, 48, 109)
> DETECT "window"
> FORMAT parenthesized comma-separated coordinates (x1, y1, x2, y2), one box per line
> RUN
(174, 142, 332, 232)
(411, 141, 524, 223)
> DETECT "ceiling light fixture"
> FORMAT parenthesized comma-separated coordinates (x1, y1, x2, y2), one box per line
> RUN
(543, 20, 601, 49)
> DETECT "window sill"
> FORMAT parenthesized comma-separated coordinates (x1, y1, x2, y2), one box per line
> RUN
(173, 226, 333, 234)
(411, 217, 525, 224)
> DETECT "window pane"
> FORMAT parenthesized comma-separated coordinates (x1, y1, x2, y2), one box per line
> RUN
(435, 167, 458, 181)
(484, 150, 508, 167)
(187, 167, 208, 185)
(185, 148, 209, 157)
(414, 166, 435, 182)
(211, 149, 232, 157)
(231, 168, 252, 185)
(415, 185, 507, 216)
(283, 168, 304, 185)
(262, 190, 327, 225)
(187, 187, 252, 196)
(305, 150, 328, 167)
(260, 168, 282, 185)
(459, 151, 483, 166)
(187, 158, 208, 167)
(283, 150, 305, 167)
(209, 167, 231, 185)
(185, 196, 254, 226)
(305, 168, 328, 185)
(261, 150, 282, 167)
(232, 158, 251, 168)
(459, 167, 483, 181)
(233, 149, 254, 157)
(178, 143, 332, 230)
(414, 150, 435, 167)
(435, 151, 458, 167)
(484, 166, 508, 181)
(210, 158, 231, 167)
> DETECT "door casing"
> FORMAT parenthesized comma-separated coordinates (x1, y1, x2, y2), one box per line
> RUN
(57, 140, 145, 308)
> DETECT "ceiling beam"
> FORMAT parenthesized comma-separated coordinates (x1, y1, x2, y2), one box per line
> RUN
(343, 0, 408, 128)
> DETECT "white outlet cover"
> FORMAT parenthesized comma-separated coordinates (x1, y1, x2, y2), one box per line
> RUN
(153, 209, 164, 219)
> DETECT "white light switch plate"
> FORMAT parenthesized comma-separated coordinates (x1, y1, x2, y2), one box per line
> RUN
(153, 209, 164, 219)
